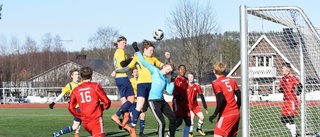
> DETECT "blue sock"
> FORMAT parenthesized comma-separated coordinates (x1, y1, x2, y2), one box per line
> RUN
(183, 126, 190, 137)
(131, 109, 140, 127)
(116, 101, 132, 116)
(140, 120, 145, 133)
(59, 126, 73, 135)
(128, 103, 136, 112)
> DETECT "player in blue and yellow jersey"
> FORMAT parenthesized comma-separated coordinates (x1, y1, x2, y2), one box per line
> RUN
(50, 68, 82, 137)
(111, 36, 136, 137)
(114, 40, 170, 133)
(129, 68, 147, 137)
(132, 43, 177, 137)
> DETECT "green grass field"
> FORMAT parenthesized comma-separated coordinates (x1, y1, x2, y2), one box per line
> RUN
(0, 107, 225, 137)
(2, 105, 319, 137)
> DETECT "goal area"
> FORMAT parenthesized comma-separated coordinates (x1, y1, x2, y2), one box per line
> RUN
(239, 5, 320, 137)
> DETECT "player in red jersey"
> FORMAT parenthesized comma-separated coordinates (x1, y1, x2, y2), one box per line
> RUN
(68, 67, 111, 137)
(277, 62, 302, 137)
(186, 72, 208, 136)
(171, 65, 191, 137)
(209, 62, 241, 137)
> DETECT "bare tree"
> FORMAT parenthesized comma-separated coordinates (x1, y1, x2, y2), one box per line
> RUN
(0, 34, 7, 56)
(88, 27, 119, 60)
(167, 0, 220, 84)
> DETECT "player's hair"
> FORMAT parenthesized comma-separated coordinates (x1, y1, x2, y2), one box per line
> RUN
(69, 68, 79, 77)
(177, 65, 186, 70)
(187, 71, 195, 77)
(80, 67, 93, 80)
(282, 62, 292, 68)
(163, 62, 174, 70)
(142, 39, 155, 52)
(113, 36, 127, 47)
(213, 62, 227, 75)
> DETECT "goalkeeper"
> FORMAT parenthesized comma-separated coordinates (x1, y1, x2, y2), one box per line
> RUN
(277, 62, 302, 137)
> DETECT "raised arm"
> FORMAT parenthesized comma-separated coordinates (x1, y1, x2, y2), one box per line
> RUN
(136, 52, 157, 74)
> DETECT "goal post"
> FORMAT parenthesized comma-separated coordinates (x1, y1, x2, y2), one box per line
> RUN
(239, 5, 320, 137)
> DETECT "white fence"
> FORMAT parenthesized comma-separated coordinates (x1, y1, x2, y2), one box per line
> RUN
(1, 86, 319, 104)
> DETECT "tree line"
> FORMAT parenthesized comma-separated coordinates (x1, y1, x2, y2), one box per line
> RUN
(0, 0, 241, 87)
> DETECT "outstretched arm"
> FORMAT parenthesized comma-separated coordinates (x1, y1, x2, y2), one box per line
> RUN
(136, 52, 156, 74)
(120, 58, 133, 67)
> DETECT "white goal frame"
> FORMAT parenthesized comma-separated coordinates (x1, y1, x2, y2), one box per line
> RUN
(240, 5, 320, 137)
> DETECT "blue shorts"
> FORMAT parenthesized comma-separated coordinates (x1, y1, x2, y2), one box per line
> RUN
(137, 83, 151, 98)
(115, 77, 134, 98)
(74, 107, 82, 122)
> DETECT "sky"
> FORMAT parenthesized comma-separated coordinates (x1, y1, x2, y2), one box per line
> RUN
(0, 0, 319, 52)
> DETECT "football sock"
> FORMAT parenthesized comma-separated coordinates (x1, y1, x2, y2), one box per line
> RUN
(183, 126, 190, 137)
(131, 109, 140, 127)
(116, 101, 132, 116)
(59, 126, 73, 135)
(140, 120, 145, 133)
(190, 121, 194, 133)
(286, 123, 296, 137)
(198, 119, 204, 129)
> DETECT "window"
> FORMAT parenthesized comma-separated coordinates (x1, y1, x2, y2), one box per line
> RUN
(256, 56, 273, 67)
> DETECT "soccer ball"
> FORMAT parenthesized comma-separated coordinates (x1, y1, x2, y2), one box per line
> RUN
(153, 29, 164, 41)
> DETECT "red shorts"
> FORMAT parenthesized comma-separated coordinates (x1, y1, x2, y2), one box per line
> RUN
(281, 100, 298, 116)
(82, 117, 105, 137)
(214, 114, 240, 137)
(172, 99, 190, 117)
(190, 106, 201, 114)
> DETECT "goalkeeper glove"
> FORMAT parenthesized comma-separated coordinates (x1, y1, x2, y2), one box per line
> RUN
(209, 114, 217, 123)
(49, 102, 55, 109)
(132, 42, 139, 52)
(170, 72, 177, 82)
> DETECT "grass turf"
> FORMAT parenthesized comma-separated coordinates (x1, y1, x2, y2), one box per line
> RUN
(0, 107, 222, 137)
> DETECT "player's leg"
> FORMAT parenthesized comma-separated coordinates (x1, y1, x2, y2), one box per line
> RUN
(52, 118, 80, 137)
(73, 108, 82, 137)
(162, 101, 177, 137)
(72, 120, 81, 137)
(131, 83, 150, 128)
(281, 100, 297, 137)
(149, 100, 166, 137)
(90, 117, 105, 137)
(112, 77, 134, 127)
(139, 112, 146, 137)
(194, 107, 205, 136)
(189, 110, 195, 135)
(281, 116, 296, 137)
(182, 117, 191, 137)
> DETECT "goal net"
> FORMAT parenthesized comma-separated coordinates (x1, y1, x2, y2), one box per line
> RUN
(238, 6, 320, 137)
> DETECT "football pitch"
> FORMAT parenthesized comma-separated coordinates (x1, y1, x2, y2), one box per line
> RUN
(0, 107, 223, 137)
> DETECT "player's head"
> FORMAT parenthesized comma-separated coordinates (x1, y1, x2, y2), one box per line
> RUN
(132, 68, 138, 78)
(177, 65, 186, 77)
(142, 39, 155, 57)
(161, 62, 174, 75)
(80, 67, 93, 80)
(281, 62, 291, 75)
(69, 68, 80, 82)
(187, 72, 195, 83)
(213, 62, 226, 76)
(113, 36, 127, 49)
